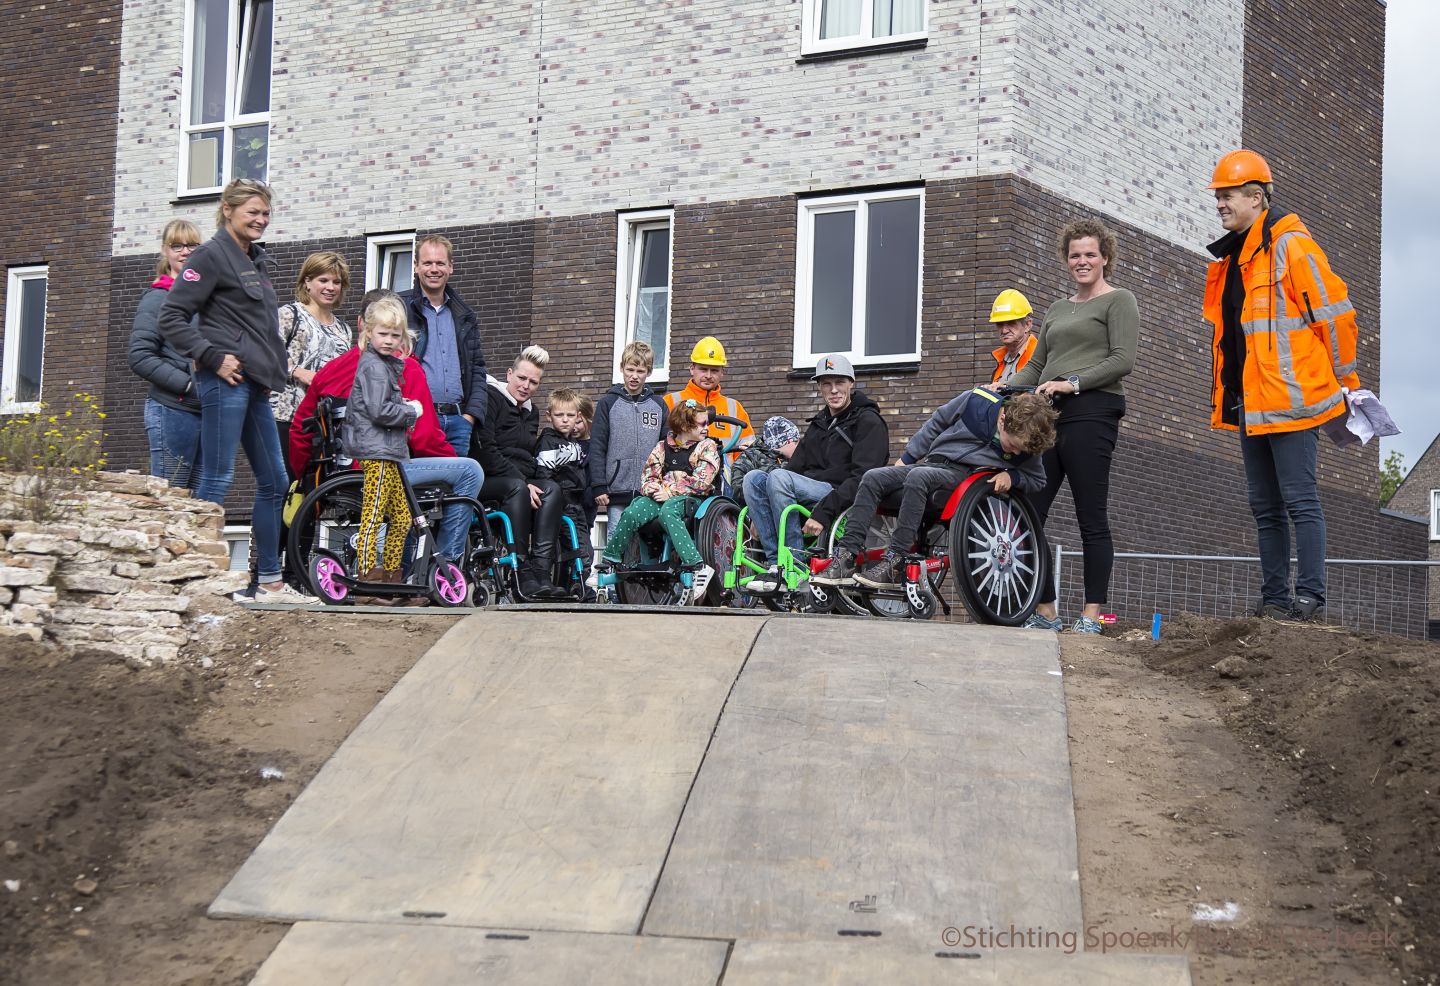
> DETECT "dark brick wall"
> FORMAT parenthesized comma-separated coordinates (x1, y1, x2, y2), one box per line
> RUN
(0, 0, 121, 417)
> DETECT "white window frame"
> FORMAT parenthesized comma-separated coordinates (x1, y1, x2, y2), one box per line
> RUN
(1430, 489, 1440, 541)
(178, 0, 273, 195)
(612, 208, 675, 384)
(2, 266, 47, 414)
(801, 0, 928, 56)
(365, 232, 417, 292)
(793, 187, 924, 369)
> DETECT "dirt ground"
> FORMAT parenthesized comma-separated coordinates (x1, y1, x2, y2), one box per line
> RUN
(1, 608, 1436, 985)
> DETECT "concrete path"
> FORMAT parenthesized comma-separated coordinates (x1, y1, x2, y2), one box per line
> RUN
(218, 610, 1191, 984)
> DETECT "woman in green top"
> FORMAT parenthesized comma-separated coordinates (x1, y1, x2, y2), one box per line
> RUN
(1009, 219, 1139, 634)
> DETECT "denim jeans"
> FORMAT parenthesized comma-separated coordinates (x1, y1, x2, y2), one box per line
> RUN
(194, 369, 288, 584)
(1240, 425, 1326, 606)
(743, 469, 834, 565)
(143, 398, 202, 490)
(437, 413, 473, 458)
(402, 456, 484, 560)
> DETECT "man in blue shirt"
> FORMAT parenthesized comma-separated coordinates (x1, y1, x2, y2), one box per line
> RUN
(400, 234, 489, 455)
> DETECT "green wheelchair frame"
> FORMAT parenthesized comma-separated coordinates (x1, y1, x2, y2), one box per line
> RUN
(726, 501, 821, 607)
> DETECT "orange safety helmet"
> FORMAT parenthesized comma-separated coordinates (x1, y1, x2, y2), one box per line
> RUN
(1206, 150, 1273, 189)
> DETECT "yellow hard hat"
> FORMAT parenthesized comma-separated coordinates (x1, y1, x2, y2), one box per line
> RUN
(1206, 149, 1272, 189)
(690, 336, 728, 367)
(988, 289, 1033, 323)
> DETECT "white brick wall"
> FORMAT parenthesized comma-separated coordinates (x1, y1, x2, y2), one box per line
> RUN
(112, 0, 1240, 255)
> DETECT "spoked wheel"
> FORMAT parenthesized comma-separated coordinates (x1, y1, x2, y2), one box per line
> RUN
(824, 510, 875, 617)
(694, 498, 740, 607)
(308, 550, 350, 605)
(288, 474, 365, 595)
(615, 537, 681, 606)
(949, 483, 1047, 626)
(428, 558, 470, 607)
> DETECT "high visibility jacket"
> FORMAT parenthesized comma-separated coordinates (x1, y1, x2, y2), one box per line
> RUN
(664, 380, 755, 462)
(1204, 210, 1360, 435)
(989, 334, 1038, 385)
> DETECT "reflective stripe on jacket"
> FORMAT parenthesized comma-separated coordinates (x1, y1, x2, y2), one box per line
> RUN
(989, 334, 1037, 385)
(1203, 211, 1360, 435)
(664, 381, 754, 462)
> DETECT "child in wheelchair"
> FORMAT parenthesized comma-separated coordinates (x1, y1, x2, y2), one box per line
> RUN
(599, 399, 722, 604)
(535, 388, 596, 600)
(341, 299, 424, 597)
(815, 388, 1057, 589)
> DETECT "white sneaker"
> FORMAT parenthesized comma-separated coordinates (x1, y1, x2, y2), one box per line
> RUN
(253, 583, 319, 606)
(684, 564, 715, 606)
(747, 567, 781, 594)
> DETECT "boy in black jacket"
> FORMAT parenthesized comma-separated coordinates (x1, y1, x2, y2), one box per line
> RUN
(535, 388, 594, 597)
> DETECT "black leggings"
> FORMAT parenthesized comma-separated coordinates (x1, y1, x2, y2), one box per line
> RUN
(1029, 400, 1123, 605)
(480, 475, 562, 558)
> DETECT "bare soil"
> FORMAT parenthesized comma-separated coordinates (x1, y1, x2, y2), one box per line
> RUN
(1, 609, 1435, 985)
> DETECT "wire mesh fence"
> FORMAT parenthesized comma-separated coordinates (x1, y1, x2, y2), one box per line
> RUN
(1052, 548, 1440, 639)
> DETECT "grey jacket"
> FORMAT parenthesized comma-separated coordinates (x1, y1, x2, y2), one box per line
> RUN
(589, 383, 667, 505)
(342, 347, 417, 462)
(128, 284, 201, 414)
(158, 229, 288, 392)
(901, 390, 1046, 493)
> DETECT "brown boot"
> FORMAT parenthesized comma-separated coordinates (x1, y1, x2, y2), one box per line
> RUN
(350, 567, 385, 605)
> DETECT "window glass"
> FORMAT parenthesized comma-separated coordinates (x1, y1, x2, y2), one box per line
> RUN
(231, 123, 269, 182)
(189, 0, 229, 125)
(811, 211, 856, 353)
(384, 247, 413, 292)
(15, 276, 46, 404)
(238, 0, 273, 117)
(864, 197, 920, 356)
(873, 0, 924, 36)
(819, 0, 862, 39)
(633, 226, 671, 368)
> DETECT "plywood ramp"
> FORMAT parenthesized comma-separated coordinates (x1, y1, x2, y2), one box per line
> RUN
(212, 612, 764, 932)
(643, 618, 1081, 947)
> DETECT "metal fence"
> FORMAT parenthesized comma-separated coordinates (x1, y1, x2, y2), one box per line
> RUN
(1049, 548, 1440, 639)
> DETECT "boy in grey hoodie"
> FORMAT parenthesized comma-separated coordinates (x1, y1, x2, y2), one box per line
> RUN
(817, 389, 1057, 589)
(590, 341, 668, 530)
(343, 299, 420, 585)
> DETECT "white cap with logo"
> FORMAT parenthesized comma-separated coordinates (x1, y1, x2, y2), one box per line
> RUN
(811, 353, 856, 381)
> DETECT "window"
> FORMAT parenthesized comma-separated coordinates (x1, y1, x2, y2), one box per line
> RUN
(366, 233, 416, 292)
(180, 0, 273, 194)
(1430, 490, 1440, 541)
(613, 209, 674, 381)
(802, 0, 927, 55)
(2, 267, 47, 413)
(794, 188, 923, 367)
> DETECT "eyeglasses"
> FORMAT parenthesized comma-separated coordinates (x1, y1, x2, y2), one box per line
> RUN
(167, 242, 201, 250)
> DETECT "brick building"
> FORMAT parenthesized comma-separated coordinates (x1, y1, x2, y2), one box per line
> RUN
(5, 0, 1427, 618)
(1387, 431, 1440, 636)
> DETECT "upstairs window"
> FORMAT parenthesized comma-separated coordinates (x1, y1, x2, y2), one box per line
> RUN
(181, 0, 273, 194)
(366, 233, 416, 292)
(794, 188, 923, 367)
(802, 0, 927, 56)
(613, 210, 674, 382)
(2, 267, 47, 413)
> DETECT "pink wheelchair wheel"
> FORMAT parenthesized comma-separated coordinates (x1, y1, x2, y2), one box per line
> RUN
(428, 560, 470, 607)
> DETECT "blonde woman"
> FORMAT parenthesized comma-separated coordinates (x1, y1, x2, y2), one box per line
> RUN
(271, 251, 353, 477)
(158, 179, 313, 604)
(127, 219, 204, 487)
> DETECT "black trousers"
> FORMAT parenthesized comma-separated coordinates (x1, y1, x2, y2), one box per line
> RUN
(480, 475, 562, 559)
(1029, 396, 1123, 605)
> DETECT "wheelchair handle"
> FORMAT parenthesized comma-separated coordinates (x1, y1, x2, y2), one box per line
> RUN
(707, 412, 749, 454)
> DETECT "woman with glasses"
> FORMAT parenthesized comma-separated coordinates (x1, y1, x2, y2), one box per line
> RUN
(127, 219, 205, 488)
(158, 179, 314, 604)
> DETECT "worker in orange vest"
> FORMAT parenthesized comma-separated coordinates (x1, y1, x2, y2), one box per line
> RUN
(1203, 149, 1361, 623)
(664, 336, 755, 466)
(987, 288, 1038, 385)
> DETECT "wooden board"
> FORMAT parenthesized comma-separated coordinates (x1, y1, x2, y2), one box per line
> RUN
(211, 611, 763, 932)
(643, 619, 1082, 946)
(721, 940, 1191, 985)
(249, 922, 729, 986)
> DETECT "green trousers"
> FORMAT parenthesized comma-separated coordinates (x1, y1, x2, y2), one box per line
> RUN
(603, 495, 702, 566)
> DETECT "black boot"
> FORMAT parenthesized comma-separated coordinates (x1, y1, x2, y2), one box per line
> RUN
(517, 557, 546, 601)
(528, 551, 569, 600)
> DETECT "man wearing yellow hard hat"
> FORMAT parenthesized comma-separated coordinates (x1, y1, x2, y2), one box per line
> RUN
(664, 336, 755, 463)
(987, 288, 1037, 385)
(1203, 149, 1361, 623)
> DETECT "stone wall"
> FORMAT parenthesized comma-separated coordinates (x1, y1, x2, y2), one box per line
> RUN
(0, 472, 247, 667)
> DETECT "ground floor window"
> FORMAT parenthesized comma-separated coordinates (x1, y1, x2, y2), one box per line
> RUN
(3, 266, 47, 413)
(366, 233, 415, 292)
(613, 209, 673, 382)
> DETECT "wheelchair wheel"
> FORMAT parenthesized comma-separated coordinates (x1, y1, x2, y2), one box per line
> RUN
(288, 474, 366, 595)
(428, 558, 470, 607)
(694, 499, 741, 606)
(949, 483, 1046, 626)
(615, 536, 680, 606)
(308, 550, 350, 605)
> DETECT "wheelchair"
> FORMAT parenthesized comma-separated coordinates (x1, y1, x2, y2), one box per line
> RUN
(725, 500, 825, 613)
(596, 414, 746, 607)
(810, 469, 1049, 626)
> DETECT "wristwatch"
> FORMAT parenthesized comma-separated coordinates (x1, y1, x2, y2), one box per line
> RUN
(1067, 374, 1081, 394)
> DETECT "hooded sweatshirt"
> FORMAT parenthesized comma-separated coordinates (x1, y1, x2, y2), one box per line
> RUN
(899, 389, 1045, 493)
(589, 383, 668, 506)
(785, 391, 890, 526)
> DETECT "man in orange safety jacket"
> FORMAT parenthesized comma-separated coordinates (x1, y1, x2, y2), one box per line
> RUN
(1203, 149, 1360, 623)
